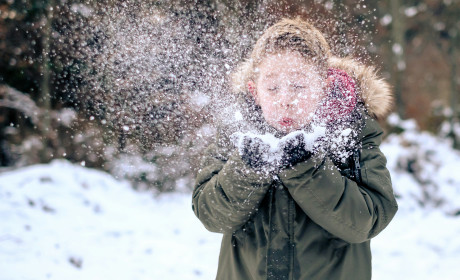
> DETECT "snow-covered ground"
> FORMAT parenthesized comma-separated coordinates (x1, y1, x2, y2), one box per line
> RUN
(0, 161, 220, 280)
(1, 128, 460, 279)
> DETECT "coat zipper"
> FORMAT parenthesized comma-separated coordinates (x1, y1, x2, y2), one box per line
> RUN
(266, 186, 274, 278)
(274, 175, 296, 280)
(288, 192, 295, 280)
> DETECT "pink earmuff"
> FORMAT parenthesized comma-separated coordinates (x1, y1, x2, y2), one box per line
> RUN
(318, 68, 357, 123)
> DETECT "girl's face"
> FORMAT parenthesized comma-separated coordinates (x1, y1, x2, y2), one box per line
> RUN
(249, 51, 326, 133)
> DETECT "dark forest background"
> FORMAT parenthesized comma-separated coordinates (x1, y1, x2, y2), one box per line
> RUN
(1, 0, 459, 192)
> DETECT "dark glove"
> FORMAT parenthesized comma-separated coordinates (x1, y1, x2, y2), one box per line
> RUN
(279, 133, 311, 167)
(240, 136, 275, 173)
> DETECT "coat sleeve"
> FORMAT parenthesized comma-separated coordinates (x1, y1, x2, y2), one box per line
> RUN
(192, 143, 273, 234)
(278, 117, 398, 244)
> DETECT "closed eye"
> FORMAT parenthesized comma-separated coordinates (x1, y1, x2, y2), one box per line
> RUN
(292, 84, 306, 89)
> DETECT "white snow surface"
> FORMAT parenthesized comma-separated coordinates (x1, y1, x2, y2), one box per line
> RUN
(0, 160, 220, 280)
(1, 130, 460, 279)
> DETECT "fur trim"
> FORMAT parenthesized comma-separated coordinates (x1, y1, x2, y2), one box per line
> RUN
(231, 58, 253, 94)
(328, 56, 393, 120)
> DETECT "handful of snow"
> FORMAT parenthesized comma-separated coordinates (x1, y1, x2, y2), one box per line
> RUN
(232, 125, 326, 164)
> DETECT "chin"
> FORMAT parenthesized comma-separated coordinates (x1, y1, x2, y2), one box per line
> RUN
(277, 125, 296, 134)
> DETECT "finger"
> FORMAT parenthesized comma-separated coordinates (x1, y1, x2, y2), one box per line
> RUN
(242, 136, 253, 154)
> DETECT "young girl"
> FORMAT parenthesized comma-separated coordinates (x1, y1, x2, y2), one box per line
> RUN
(192, 18, 398, 280)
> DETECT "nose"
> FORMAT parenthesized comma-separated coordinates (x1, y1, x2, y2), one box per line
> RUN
(279, 94, 294, 108)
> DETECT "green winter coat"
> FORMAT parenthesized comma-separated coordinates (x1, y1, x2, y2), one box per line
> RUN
(192, 57, 398, 280)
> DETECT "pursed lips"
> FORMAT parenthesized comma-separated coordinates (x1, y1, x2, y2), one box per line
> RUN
(279, 118, 294, 126)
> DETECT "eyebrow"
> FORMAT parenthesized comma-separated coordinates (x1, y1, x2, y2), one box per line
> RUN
(263, 73, 277, 79)
(262, 71, 310, 80)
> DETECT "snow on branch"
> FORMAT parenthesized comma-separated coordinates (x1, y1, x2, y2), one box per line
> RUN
(0, 85, 41, 125)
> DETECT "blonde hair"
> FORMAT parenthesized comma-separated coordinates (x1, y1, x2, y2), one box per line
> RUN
(231, 18, 332, 94)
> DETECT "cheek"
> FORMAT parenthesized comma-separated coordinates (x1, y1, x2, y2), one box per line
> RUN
(260, 103, 279, 118)
(258, 100, 282, 122)
(295, 94, 323, 114)
(258, 95, 276, 111)
(301, 91, 324, 105)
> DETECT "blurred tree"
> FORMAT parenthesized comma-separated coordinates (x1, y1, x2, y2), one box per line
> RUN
(38, 0, 55, 161)
(442, 2, 460, 148)
(389, 0, 407, 119)
(1, 0, 460, 189)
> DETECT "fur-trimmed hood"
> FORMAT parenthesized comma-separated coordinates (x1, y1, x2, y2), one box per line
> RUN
(231, 56, 393, 121)
(328, 56, 393, 120)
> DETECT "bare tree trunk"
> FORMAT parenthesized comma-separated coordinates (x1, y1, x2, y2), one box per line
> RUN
(389, 0, 406, 119)
(448, 30, 459, 148)
(38, 0, 55, 161)
(39, 1, 53, 127)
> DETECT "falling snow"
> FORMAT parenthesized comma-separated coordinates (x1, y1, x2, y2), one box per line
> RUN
(2, 1, 459, 279)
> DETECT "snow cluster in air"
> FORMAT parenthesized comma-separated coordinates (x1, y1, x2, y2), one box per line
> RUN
(232, 125, 327, 164)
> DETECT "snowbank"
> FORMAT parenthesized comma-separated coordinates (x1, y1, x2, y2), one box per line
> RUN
(371, 121, 460, 280)
(0, 160, 220, 280)
(385, 114, 460, 215)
